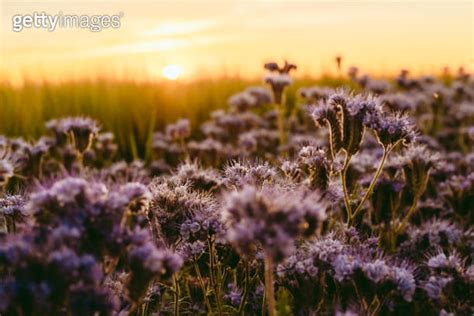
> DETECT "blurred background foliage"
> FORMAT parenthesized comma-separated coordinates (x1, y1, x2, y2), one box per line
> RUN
(0, 76, 351, 160)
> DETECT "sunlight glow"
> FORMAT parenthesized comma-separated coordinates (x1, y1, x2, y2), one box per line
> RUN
(162, 64, 183, 80)
(0, 1, 471, 83)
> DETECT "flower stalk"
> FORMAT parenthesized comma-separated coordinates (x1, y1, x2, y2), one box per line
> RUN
(340, 152, 352, 223)
(173, 275, 180, 316)
(396, 195, 419, 234)
(350, 147, 389, 224)
(238, 260, 250, 315)
(194, 260, 213, 314)
(208, 237, 223, 316)
(264, 255, 276, 316)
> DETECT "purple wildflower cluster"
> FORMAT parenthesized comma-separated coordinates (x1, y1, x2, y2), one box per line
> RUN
(223, 184, 327, 262)
(0, 177, 181, 315)
(0, 61, 473, 315)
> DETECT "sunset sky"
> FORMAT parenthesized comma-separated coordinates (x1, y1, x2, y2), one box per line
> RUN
(0, 0, 472, 83)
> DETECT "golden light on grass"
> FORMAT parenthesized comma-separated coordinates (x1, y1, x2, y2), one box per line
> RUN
(162, 64, 183, 80)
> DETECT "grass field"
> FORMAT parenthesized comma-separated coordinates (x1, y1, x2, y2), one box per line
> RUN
(0, 76, 349, 160)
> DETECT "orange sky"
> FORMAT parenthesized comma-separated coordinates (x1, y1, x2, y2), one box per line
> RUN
(0, 0, 472, 83)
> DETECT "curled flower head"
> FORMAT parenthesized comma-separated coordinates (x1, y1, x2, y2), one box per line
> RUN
(223, 160, 278, 188)
(264, 60, 297, 74)
(389, 266, 416, 302)
(311, 91, 382, 156)
(222, 185, 327, 262)
(362, 259, 390, 283)
(228, 91, 259, 112)
(148, 179, 217, 245)
(176, 240, 206, 260)
(94, 132, 118, 162)
(427, 252, 463, 274)
(46, 117, 100, 152)
(297, 146, 331, 189)
(119, 182, 151, 214)
(187, 138, 224, 165)
(0, 195, 28, 232)
(263, 59, 296, 105)
(299, 86, 334, 103)
(380, 93, 417, 112)
(371, 176, 404, 224)
(338, 95, 378, 155)
(264, 74, 293, 105)
(28, 177, 107, 225)
(440, 172, 474, 219)
(366, 111, 417, 148)
(400, 219, 464, 257)
(228, 87, 272, 112)
(128, 242, 182, 302)
(246, 86, 273, 105)
(423, 275, 452, 299)
(310, 102, 342, 156)
(365, 79, 391, 94)
(238, 133, 258, 154)
(171, 161, 222, 192)
(398, 144, 439, 197)
(166, 118, 191, 141)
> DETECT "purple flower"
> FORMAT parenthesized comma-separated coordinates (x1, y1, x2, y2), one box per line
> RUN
(222, 185, 327, 262)
(224, 283, 242, 306)
(0, 159, 14, 187)
(46, 117, 100, 152)
(427, 252, 463, 273)
(166, 119, 191, 141)
(119, 182, 151, 214)
(362, 259, 390, 283)
(333, 254, 359, 281)
(423, 276, 452, 299)
(389, 266, 416, 302)
(366, 111, 417, 147)
(264, 60, 297, 74)
(128, 242, 182, 302)
(228, 87, 272, 112)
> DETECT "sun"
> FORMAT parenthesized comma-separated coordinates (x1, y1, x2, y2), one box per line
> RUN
(162, 64, 183, 80)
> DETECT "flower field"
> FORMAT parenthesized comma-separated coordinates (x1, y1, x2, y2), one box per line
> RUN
(0, 62, 473, 315)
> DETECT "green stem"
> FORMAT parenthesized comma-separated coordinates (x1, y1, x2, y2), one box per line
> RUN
(127, 302, 138, 316)
(264, 255, 276, 316)
(350, 147, 389, 224)
(208, 238, 223, 316)
(276, 104, 287, 148)
(238, 261, 250, 315)
(194, 260, 213, 314)
(340, 152, 352, 223)
(327, 123, 337, 161)
(397, 196, 418, 234)
(77, 151, 84, 170)
(352, 280, 368, 314)
(173, 275, 180, 316)
(179, 137, 189, 159)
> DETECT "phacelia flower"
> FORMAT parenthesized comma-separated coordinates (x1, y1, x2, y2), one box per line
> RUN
(222, 185, 327, 262)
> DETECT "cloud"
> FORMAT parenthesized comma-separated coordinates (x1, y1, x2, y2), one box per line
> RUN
(142, 19, 218, 37)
